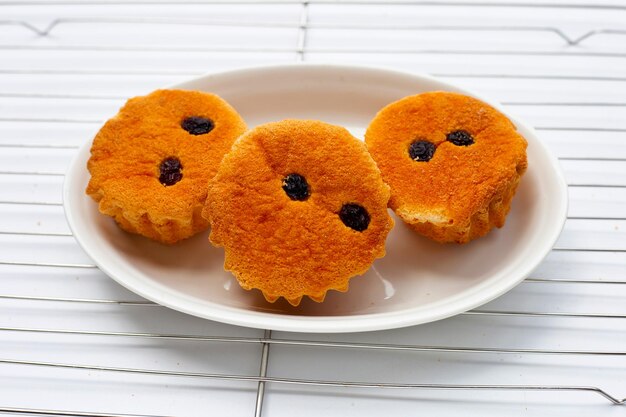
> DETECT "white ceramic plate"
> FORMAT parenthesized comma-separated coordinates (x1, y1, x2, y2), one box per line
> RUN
(64, 64, 568, 333)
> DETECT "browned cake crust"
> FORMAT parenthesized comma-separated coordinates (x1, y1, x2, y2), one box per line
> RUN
(86, 89, 247, 244)
(365, 92, 527, 244)
(203, 120, 394, 306)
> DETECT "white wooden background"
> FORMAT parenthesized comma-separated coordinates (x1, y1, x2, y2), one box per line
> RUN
(1, 1, 625, 416)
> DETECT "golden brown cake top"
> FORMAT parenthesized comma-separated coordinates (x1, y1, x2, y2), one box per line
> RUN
(86, 89, 247, 229)
(365, 91, 527, 226)
(204, 119, 394, 305)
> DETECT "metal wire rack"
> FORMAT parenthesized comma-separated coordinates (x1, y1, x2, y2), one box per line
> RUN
(1, 1, 625, 416)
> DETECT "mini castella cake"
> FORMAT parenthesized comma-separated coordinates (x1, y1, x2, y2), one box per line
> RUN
(365, 91, 527, 244)
(203, 120, 394, 306)
(86, 89, 247, 244)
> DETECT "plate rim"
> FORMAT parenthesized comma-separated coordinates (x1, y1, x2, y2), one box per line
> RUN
(63, 63, 569, 333)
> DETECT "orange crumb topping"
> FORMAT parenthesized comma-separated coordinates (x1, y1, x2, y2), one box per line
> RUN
(365, 92, 527, 243)
(86, 89, 247, 244)
(204, 120, 394, 305)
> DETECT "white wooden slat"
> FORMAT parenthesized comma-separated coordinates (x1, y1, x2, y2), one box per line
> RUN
(0, 25, 300, 49)
(0, 175, 63, 204)
(307, 52, 626, 79)
(0, 74, 185, 96)
(526, 250, 626, 280)
(561, 160, 626, 187)
(450, 77, 626, 104)
(0, 2, 302, 23)
(307, 28, 568, 52)
(2, 73, 626, 105)
(0, 148, 75, 175)
(567, 186, 626, 219)
(0, 96, 122, 120)
(0, 50, 296, 72)
(537, 131, 626, 160)
(0, 264, 137, 300)
(556, 219, 626, 251)
(0, 204, 70, 234)
(0, 234, 93, 265)
(308, 2, 626, 31)
(509, 105, 626, 131)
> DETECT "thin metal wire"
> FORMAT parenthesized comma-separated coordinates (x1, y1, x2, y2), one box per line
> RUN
(0, 0, 304, 3)
(503, 102, 626, 107)
(0, 231, 73, 237)
(0, 68, 198, 75)
(0, 143, 80, 149)
(0, 44, 290, 52)
(0, 407, 166, 417)
(552, 247, 626, 252)
(1, 326, 625, 356)
(1, 293, 625, 319)
(0, 18, 296, 36)
(254, 330, 272, 417)
(295, 1, 309, 60)
(0, 0, 625, 9)
(526, 277, 626, 285)
(0, 93, 125, 100)
(558, 29, 626, 45)
(536, 127, 626, 132)
(2, 69, 626, 84)
(435, 73, 626, 82)
(568, 184, 626, 189)
(265, 338, 626, 356)
(0, 117, 101, 124)
(4, 114, 625, 134)
(0, 358, 623, 405)
(0, 260, 96, 268)
(0, 171, 66, 176)
(4, 92, 626, 109)
(5, 44, 626, 58)
(467, 310, 626, 319)
(2, 210, 625, 239)
(2, 17, 623, 47)
(310, 0, 626, 8)
(559, 157, 626, 162)
(0, 201, 62, 207)
(0, 326, 259, 345)
(566, 217, 626, 221)
(0, 294, 154, 305)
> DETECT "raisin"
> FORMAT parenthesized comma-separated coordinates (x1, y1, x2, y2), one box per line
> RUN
(159, 157, 183, 186)
(339, 203, 370, 232)
(181, 116, 214, 135)
(408, 140, 435, 162)
(446, 130, 474, 146)
(282, 173, 310, 201)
